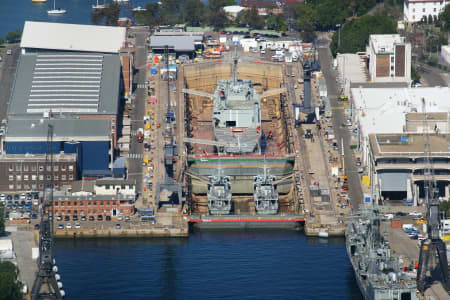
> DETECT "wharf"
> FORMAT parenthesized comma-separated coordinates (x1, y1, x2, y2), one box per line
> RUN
(187, 214, 304, 229)
(53, 226, 189, 238)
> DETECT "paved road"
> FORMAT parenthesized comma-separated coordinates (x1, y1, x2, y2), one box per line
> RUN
(128, 30, 148, 194)
(416, 62, 447, 87)
(0, 44, 20, 122)
(317, 39, 363, 210)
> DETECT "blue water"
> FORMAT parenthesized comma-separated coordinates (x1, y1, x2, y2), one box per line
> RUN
(0, 0, 153, 38)
(54, 230, 363, 300)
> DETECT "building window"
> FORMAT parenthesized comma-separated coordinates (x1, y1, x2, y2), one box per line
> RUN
(54, 165, 59, 172)
(93, 210, 97, 214)
(31, 184, 37, 189)
(16, 184, 21, 190)
(55, 202, 58, 206)
(39, 184, 44, 189)
(69, 175, 73, 180)
(55, 210, 58, 215)
(106, 201, 110, 206)
(412, 8, 415, 12)
(24, 184, 29, 189)
(434, 8, 436, 12)
(9, 165, 13, 171)
(423, 8, 425, 12)
(67, 210, 71, 214)
(9, 185, 14, 190)
(16, 165, 21, 171)
(46, 165, 51, 171)
(93, 202, 97, 206)
(61, 202, 65, 207)
(24, 165, 29, 172)
(100, 201, 104, 206)
(46, 175, 51, 180)
(38, 175, 43, 181)
(39, 165, 44, 171)
(121, 185, 125, 190)
(105, 185, 110, 190)
(80, 202, 84, 206)
(61, 165, 66, 171)
(32, 175, 37, 180)
(32, 165, 37, 171)
(24, 175, 29, 181)
(62, 175, 66, 180)
(9, 175, 13, 181)
(16, 175, 21, 181)
(54, 175, 58, 181)
(73, 201, 77, 206)
(129, 185, 133, 189)
(88, 202, 91, 206)
(67, 201, 71, 206)
(69, 165, 73, 171)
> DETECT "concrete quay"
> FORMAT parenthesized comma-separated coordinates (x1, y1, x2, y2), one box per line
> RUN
(54, 226, 189, 238)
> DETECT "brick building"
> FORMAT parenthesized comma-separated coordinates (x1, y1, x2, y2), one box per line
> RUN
(0, 153, 77, 193)
(45, 179, 136, 218)
(366, 34, 411, 84)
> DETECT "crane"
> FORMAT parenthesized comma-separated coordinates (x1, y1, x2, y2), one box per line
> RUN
(416, 97, 449, 293)
(31, 122, 64, 299)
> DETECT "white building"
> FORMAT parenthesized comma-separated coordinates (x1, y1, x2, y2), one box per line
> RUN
(404, 0, 448, 23)
(366, 34, 411, 84)
(223, 6, 245, 19)
(442, 45, 450, 63)
(350, 86, 450, 163)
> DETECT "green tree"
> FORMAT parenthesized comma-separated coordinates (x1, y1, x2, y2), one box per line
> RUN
(411, 65, 421, 84)
(237, 7, 265, 29)
(440, 200, 450, 217)
(161, 0, 183, 25)
(330, 14, 396, 55)
(184, 0, 206, 27)
(208, 0, 230, 30)
(0, 261, 22, 300)
(0, 37, 4, 47)
(135, 3, 161, 30)
(267, 14, 287, 32)
(90, 3, 120, 26)
(441, 4, 450, 31)
(91, 9, 104, 25)
(0, 204, 5, 236)
(5, 30, 22, 43)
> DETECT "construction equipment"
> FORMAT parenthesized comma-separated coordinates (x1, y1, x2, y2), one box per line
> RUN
(31, 123, 64, 300)
(417, 97, 449, 293)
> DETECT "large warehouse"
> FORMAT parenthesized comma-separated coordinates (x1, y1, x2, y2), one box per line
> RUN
(4, 21, 126, 180)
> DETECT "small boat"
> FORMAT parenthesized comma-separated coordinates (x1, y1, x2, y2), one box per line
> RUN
(48, 0, 66, 14)
(132, 6, 147, 12)
(32, 0, 47, 3)
(92, 0, 106, 9)
(113, 0, 129, 3)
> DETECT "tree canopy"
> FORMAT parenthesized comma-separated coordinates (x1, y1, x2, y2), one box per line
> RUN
(330, 14, 396, 55)
(91, 3, 120, 26)
(0, 204, 5, 236)
(441, 4, 450, 31)
(0, 261, 22, 300)
(5, 30, 22, 44)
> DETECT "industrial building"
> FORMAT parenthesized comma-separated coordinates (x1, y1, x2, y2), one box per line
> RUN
(367, 133, 450, 203)
(349, 87, 450, 163)
(2, 21, 126, 188)
(150, 31, 203, 58)
(45, 179, 136, 219)
(366, 34, 411, 84)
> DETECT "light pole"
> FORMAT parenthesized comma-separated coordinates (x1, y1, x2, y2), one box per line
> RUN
(336, 24, 341, 49)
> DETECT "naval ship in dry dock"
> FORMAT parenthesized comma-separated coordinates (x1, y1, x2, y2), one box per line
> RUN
(187, 49, 294, 216)
(346, 208, 418, 300)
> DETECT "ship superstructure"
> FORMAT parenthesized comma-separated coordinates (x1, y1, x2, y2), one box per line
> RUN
(253, 166, 279, 215)
(346, 209, 418, 300)
(207, 174, 232, 215)
(212, 49, 261, 154)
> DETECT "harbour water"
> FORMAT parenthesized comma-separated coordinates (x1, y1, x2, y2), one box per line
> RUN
(0, 0, 154, 38)
(54, 230, 363, 300)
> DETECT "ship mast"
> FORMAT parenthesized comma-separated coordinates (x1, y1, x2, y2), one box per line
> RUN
(232, 46, 238, 85)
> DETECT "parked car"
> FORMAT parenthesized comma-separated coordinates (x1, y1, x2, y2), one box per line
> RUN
(97, 215, 103, 221)
(57, 215, 62, 221)
(58, 224, 64, 229)
(72, 215, 78, 221)
(64, 216, 70, 221)
(20, 193, 26, 200)
(31, 214, 38, 219)
(66, 223, 72, 229)
(0, 194, 6, 202)
(125, 216, 130, 222)
(409, 211, 422, 217)
(106, 216, 111, 221)
(117, 215, 123, 221)
(115, 223, 121, 229)
(81, 216, 87, 221)
(75, 222, 81, 229)
(89, 216, 95, 221)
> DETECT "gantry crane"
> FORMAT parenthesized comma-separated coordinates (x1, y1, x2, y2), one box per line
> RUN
(31, 123, 64, 300)
(417, 97, 449, 293)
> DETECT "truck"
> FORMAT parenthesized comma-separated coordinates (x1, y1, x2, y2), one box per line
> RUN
(137, 128, 144, 143)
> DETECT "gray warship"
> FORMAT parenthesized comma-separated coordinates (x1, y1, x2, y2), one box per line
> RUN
(207, 173, 232, 215)
(346, 208, 418, 300)
(253, 167, 279, 215)
(212, 49, 261, 154)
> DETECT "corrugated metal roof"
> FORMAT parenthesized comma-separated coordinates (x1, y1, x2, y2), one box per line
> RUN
(8, 51, 120, 116)
(21, 21, 126, 53)
(4, 118, 111, 141)
(150, 35, 199, 52)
